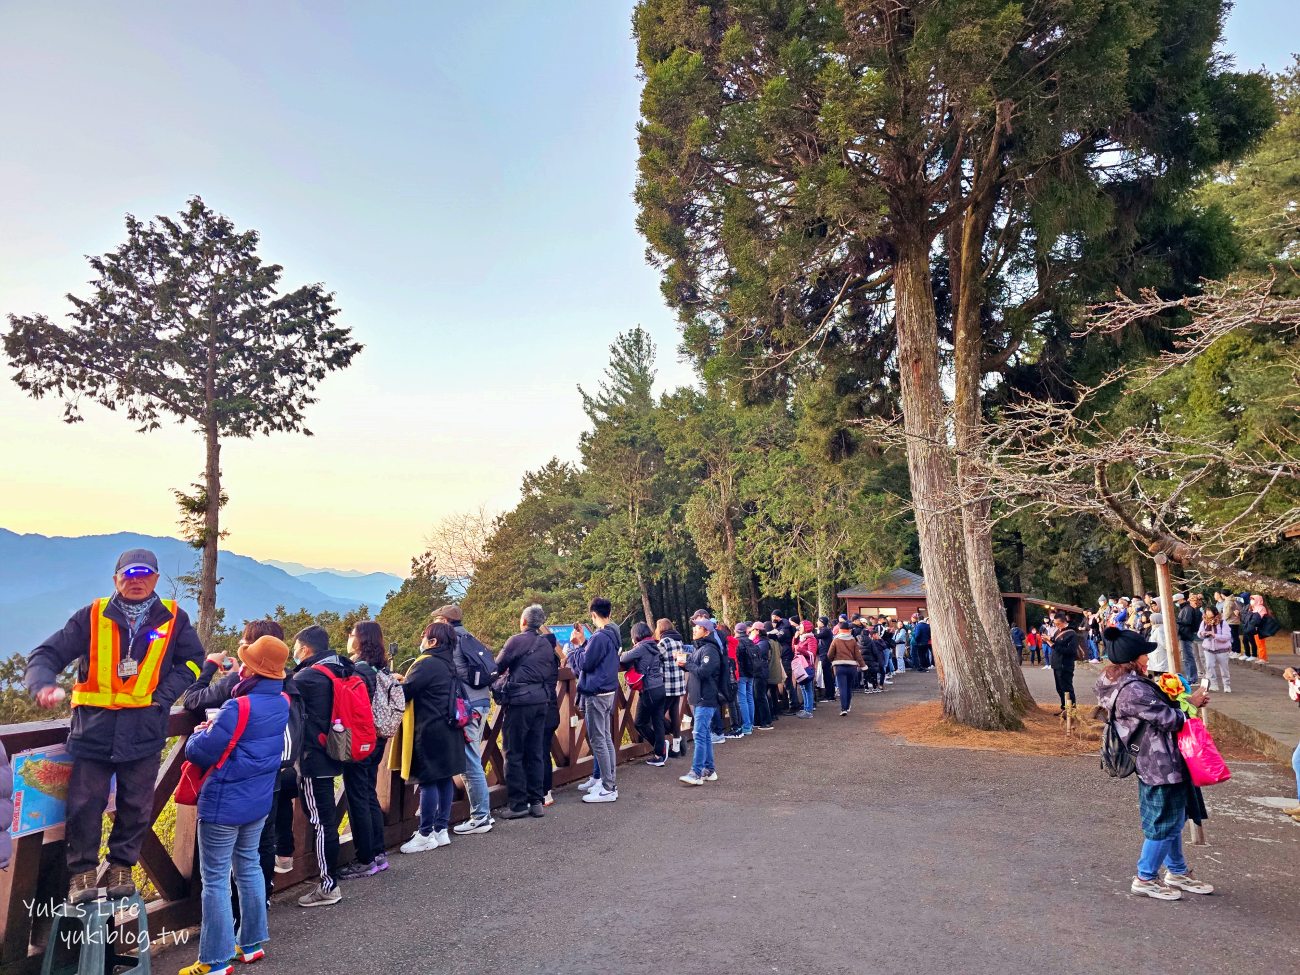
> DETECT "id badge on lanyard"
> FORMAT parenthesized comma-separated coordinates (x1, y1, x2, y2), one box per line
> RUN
(118, 655, 139, 678)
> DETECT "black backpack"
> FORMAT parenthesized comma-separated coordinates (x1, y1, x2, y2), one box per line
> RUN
(458, 630, 499, 690)
(1259, 614, 1281, 638)
(1100, 679, 1146, 779)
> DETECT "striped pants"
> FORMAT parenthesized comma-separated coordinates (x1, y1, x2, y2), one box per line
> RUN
(299, 775, 340, 892)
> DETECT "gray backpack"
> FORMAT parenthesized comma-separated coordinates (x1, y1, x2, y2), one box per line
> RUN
(370, 668, 405, 739)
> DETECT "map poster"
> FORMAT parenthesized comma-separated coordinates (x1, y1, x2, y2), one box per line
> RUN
(10, 745, 76, 837)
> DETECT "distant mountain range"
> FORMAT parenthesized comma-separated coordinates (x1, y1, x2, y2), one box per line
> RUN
(0, 529, 404, 656)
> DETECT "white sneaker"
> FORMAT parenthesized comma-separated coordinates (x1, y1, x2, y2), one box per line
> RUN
(703, 770, 718, 782)
(399, 830, 439, 854)
(577, 776, 601, 791)
(1130, 876, 1181, 901)
(582, 788, 618, 803)
(1223, 686, 1231, 693)
(1163, 870, 1214, 895)
(274, 855, 293, 874)
(453, 816, 493, 835)
(679, 773, 704, 786)
(1041, 665, 1051, 670)
(433, 829, 451, 847)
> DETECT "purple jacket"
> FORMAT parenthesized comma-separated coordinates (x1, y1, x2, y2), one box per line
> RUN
(1096, 672, 1186, 786)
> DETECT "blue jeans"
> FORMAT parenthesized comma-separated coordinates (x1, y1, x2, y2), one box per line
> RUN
(198, 818, 268, 965)
(737, 678, 755, 734)
(418, 778, 455, 835)
(834, 667, 856, 710)
(1292, 740, 1300, 802)
(1043, 645, 1052, 666)
(463, 700, 491, 819)
(1137, 829, 1188, 881)
(691, 705, 716, 776)
(801, 681, 815, 713)
(1180, 639, 1200, 683)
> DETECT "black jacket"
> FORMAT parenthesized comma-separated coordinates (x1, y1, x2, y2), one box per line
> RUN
(496, 628, 560, 707)
(401, 648, 467, 785)
(291, 651, 355, 778)
(736, 636, 761, 678)
(684, 636, 721, 708)
(815, 626, 833, 657)
(1176, 604, 1201, 641)
(25, 598, 204, 762)
(183, 662, 240, 712)
(620, 638, 665, 691)
(1051, 629, 1080, 668)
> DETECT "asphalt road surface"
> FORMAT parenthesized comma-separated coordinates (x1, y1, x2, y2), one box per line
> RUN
(157, 667, 1300, 975)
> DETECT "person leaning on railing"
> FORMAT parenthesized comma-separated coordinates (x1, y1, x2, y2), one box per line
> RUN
(24, 547, 204, 904)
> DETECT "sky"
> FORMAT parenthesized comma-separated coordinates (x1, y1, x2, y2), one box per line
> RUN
(0, 2, 1294, 576)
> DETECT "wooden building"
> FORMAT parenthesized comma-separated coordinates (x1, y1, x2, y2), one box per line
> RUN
(837, 567, 1086, 630)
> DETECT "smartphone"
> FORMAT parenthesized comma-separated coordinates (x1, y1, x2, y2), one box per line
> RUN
(1198, 677, 1211, 691)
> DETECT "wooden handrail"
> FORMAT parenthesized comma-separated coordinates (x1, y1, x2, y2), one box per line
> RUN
(0, 673, 666, 973)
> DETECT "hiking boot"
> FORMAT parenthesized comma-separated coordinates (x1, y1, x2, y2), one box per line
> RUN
(297, 884, 342, 907)
(1163, 870, 1214, 895)
(453, 815, 494, 835)
(1130, 876, 1181, 901)
(105, 865, 135, 899)
(235, 945, 265, 964)
(68, 869, 99, 905)
(273, 856, 293, 874)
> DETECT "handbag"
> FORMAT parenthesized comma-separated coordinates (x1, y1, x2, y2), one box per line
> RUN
(176, 696, 251, 805)
(1177, 717, 1231, 787)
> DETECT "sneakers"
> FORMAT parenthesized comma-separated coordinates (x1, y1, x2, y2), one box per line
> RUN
(433, 829, 451, 847)
(796, 711, 811, 719)
(839, 709, 849, 716)
(725, 732, 744, 740)
(297, 884, 342, 908)
(1130, 876, 1182, 901)
(582, 788, 618, 803)
(373, 853, 390, 872)
(710, 735, 726, 745)
(453, 815, 494, 835)
(529, 802, 546, 817)
(337, 860, 380, 880)
(577, 776, 601, 791)
(1041, 665, 1051, 670)
(1163, 870, 1214, 895)
(273, 856, 293, 874)
(499, 806, 530, 820)
(754, 724, 774, 731)
(679, 773, 705, 786)
(105, 865, 136, 899)
(703, 770, 718, 781)
(543, 791, 555, 806)
(180, 963, 232, 975)
(68, 869, 99, 905)
(645, 756, 667, 767)
(1222, 686, 1232, 693)
(399, 830, 439, 854)
(235, 945, 265, 965)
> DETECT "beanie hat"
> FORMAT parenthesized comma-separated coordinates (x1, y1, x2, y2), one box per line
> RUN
(801, 620, 814, 633)
(1103, 626, 1156, 665)
(240, 635, 290, 679)
(432, 604, 463, 623)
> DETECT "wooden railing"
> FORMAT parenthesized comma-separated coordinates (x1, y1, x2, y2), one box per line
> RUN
(0, 668, 659, 974)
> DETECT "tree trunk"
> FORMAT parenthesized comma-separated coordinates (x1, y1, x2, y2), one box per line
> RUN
(1127, 552, 1145, 597)
(199, 420, 220, 646)
(635, 566, 654, 627)
(949, 207, 1034, 711)
(894, 238, 1025, 730)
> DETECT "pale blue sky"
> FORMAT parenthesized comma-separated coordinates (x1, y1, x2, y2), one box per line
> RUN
(0, 2, 1293, 573)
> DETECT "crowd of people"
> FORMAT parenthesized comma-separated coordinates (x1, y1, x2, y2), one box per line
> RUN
(19, 548, 936, 975)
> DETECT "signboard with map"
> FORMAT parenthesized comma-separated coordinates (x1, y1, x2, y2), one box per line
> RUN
(10, 745, 76, 836)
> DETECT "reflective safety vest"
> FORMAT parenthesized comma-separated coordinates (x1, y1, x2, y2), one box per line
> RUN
(70, 598, 178, 709)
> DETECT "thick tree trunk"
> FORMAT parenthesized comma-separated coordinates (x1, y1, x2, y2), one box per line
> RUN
(635, 565, 654, 627)
(894, 239, 1025, 730)
(199, 421, 220, 646)
(1127, 552, 1145, 597)
(950, 209, 1034, 711)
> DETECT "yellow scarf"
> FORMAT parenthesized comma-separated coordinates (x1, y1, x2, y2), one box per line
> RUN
(387, 654, 429, 781)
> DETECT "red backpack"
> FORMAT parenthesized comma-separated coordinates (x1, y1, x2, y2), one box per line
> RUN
(313, 664, 378, 762)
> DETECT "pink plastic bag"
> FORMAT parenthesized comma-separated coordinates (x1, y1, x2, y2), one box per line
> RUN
(1177, 717, 1231, 786)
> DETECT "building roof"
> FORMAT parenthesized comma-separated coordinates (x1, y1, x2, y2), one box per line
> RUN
(837, 568, 926, 599)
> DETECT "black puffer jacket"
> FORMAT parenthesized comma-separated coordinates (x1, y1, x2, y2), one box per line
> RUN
(401, 648, 467, 784)
(291, 651, 356, 778)
(25, 598, 204, 762)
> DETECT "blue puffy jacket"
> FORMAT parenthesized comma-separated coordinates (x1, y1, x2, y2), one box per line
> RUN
(185, 676, 289, 826)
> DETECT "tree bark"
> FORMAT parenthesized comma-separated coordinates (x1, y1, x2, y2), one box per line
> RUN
(635, 565, 654, 627)
(894, 237, 1025, 730)
(949, 204, 1034, 711)
(199, 419, 220, 647)
(1127, 552, 1145, 597)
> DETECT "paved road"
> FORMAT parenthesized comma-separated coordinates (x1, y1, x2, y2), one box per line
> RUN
(158, 668, 1300, 975)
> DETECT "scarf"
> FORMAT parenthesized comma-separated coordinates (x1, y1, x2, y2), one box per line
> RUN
(110, 593, 159, 647)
